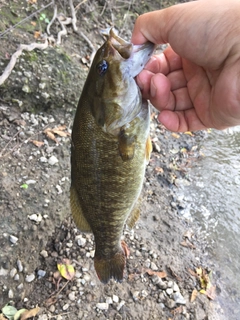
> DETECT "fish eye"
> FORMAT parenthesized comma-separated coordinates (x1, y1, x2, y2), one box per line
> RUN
(96, 60, 108, 76)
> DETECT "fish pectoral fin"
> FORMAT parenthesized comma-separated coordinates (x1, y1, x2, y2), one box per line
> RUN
(118, 130, 136, 161)
(70, 186, 92, 232)
(145, 135, 152, 162)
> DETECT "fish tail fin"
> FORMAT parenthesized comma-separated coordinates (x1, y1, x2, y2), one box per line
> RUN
(94, 250, 126, 284)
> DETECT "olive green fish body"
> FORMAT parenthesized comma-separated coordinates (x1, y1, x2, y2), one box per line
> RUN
(71, 29, 154, 283)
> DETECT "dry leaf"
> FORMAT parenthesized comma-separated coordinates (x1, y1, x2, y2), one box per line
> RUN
(20, 307, 40, 320)
(31, 140, 44, 147)
(172, 133, 180, 139)
(188, 268, 197, 277)
(44, 130, 58, 142)
(190, 289, 198, 302)
(51, 130, 70, 137)
(34, 31, 41, 39)
(155, 167, 164, 174)
(57, 259, 75, 280)
(206, 285, 216, 300)
(146, 269, 167, 278)
(30, 21, 37, 26)
(184, 131, 194, 136)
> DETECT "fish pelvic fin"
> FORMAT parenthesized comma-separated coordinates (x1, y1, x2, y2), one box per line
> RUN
(145, 135, 152, 163)
(94, 250, 126, 284)
(70, 186, 92, 232)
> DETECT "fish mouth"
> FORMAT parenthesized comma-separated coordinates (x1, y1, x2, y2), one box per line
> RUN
(106, 28, 155, 77)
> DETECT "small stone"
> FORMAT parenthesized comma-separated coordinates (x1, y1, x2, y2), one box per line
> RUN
(132, 291, 140, 301)
(96, 302, 109, 310)
(40, 156, 48, 163)
(117, 301, 125, 311)
(9, 235, 18, 244)
(28, 213, 42, 223)
(17, 283, 23, 290)
(152, 275, 168, 290)
(173, 282, 180, 292)
(14, 274, 19, 281)
(8, 289, 14, 299)
(17, 260, 23, 272)
(173, 292, 186, 305)
(165, 298, 176, 309)
(83, 274, 91, 282)
(168, 280, 173, 288)
(10, 268, 17, 278)
(141, 290, 148, 299)
(49, 305, 55, 313)
(76, 235, 86, 247)
(0, 267, 8, 276)
(150, 262, 158, 271)
(40, 250, 48, 258)
(48, 156, 58, 166)
(37, 269, 46, 279)
(113, 295, 119, 303)
(38, 315, 48, 320)
(62, 303, 69, 311)
(25, 273, 35, 283)
(106, 297, 113, 304)
(166, 288, 173, 296)
(68, 291, 76, 301)
(26, 179, 36, 184)
(75, 270, 81, 278)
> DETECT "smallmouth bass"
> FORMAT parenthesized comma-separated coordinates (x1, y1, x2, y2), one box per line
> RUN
(71, 29, 154, 283)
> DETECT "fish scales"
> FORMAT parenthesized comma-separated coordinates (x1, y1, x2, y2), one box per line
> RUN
(71, 29, 154, 283)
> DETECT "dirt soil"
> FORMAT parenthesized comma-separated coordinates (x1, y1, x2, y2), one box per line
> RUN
(0, 1, 229, 319)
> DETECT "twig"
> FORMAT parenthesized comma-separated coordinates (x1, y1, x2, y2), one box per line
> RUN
(56, 14, 72, 45)
(47, 3, 58, 35)
(0, 2, 54, 38)
(0, 39, 49, 86)
(69, 0, 78, 32)
(78, 31, 96, 64)
(75, 0, 88, 13)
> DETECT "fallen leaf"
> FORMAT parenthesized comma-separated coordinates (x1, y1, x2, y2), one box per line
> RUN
(2, 304, 18, 319)
(190, 289, 198, 302)
(13, 309, 27, 320)
(184, 131, 194, 136)
(155, 167, 164, 174)
(44, 130, 58, 143)
(51, 129, 70, 137)
(57, 259, 75, 280)
(206, 285, 216, 300)
(188, 268, 197, 277)
(146, 268, 167, 278)
(171, 133, 180, 139)
(34, 31, 41, 39)
(31, 140, 44, 147)
(30, 21, 36, 26)
(20, 307, 40, 320)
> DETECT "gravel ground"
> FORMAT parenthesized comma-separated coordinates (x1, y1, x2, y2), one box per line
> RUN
(0, 0, 230, 319)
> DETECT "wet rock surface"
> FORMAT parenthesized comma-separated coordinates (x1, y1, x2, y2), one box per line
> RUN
(0, 0, 231, 319)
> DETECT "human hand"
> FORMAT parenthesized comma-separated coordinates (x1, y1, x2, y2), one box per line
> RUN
(131, 0, 240, 132)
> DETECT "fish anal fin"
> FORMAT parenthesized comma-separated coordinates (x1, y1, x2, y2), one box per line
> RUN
(126, 203, 141, 229)
(118, 130, 135, 161)
(94, 250, 126, 284)
(145, 135, 152, 162)
(70, 186, 92, 232)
